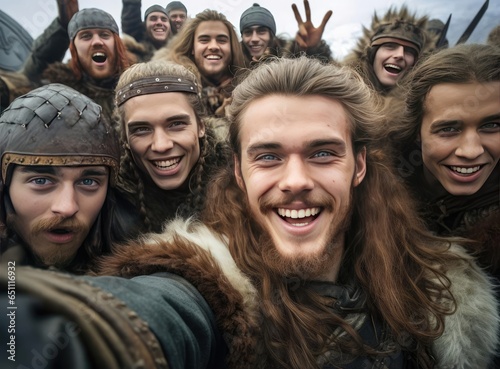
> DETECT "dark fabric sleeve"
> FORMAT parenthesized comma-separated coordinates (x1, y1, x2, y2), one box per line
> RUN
(21, 18, 69, 83)
(121, 0, 145, 42)
(0, 267, 226, 369)
(86, 272, 227, 369)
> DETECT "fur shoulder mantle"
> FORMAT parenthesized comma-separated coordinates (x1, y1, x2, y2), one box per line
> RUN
(95, 218, 261, 368)
(432, 243, 499, 368)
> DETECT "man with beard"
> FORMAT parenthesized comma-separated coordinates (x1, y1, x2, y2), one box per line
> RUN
(0, 83, 135, 274)
(121, 2, 173, 63)
(1, 58, 497, 369)
(19, 5, 129, 124)
(165, 1, 188, 35)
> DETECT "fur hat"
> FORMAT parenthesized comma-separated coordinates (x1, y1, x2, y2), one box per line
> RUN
(239, 3, 276, 35)
(370, 6, 427, 52)
(345, 5, 433, 64)
(68, 8, 119, 40)
(165, 1, 187, 14)
(144, 5, 168, 20)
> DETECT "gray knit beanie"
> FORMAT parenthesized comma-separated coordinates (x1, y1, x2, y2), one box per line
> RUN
(144, 5, 168, 20)
(239, 3, 276, 35)
(68, 8, 119, 40)
(165, 1, 187, 14)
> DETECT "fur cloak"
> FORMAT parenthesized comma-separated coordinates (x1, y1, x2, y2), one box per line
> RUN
(97, 218, 498, 368)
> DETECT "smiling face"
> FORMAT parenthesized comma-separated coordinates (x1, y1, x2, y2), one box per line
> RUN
(235, 94, 366, 281)
(124, 92, 205, 190)
(169, 9, 187, 31)
(242, 26, 271, 59)
(7, 165, 109, 267)
(192, 21, 232, 83)
(420, 81, 500, 196)
(145, 12, 171, 46)
(73, 28, 117, 80)
(372, 39, 417, 87)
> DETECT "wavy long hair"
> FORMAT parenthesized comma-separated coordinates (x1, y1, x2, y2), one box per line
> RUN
(203, 56, 460, 368)
(114, 60, 229, 232)
(385, 43, 500, 155)
(69, 33, 130, 81)
(156, 9, 245, 83)
(383, 43, 500, 273)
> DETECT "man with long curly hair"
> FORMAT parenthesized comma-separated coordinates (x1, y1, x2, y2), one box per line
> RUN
(202, 56, 499, 368)
(153, 9, 246, 117)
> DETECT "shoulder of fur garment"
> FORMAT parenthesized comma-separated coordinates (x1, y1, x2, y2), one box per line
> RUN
(431, 243, 499, 368)
(95, 218, 261, 368)
(343, 5, 436, 65)
(122, 33, 155, 64)
(94, 218, 499, 368)
(151, 42, 170, 61)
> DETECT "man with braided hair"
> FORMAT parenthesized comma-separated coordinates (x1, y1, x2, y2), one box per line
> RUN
(0, 83, 136, 273)
(114, 60, 230, 233)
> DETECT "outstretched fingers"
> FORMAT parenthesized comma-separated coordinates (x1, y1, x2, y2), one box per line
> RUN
(319, 10, 333, 31)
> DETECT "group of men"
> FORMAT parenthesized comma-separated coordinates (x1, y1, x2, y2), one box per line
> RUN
(0, 1, 499, 368)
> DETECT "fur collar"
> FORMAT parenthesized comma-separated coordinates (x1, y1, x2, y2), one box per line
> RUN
(96, 218, 261, 369)
(96, 219, 498, 368)
(432, 243, 499, 368)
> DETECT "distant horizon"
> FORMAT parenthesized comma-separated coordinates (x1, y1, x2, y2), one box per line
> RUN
(3, 0, 497, 60)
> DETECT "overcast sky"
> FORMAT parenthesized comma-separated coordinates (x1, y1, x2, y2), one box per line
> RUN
(3, 0, 498, 60)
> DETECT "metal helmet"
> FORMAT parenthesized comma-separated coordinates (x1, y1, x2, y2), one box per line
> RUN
(0, 83, 120, 186)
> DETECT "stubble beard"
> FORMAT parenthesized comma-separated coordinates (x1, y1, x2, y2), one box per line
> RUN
(253, 187, 355, 281)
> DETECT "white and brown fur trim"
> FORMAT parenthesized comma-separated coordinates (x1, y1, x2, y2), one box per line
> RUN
(96, 218, 261, 369)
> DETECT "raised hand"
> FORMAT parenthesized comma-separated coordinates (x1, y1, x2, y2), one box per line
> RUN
(57, 0, 79, 27)
(292, 0, 332, 49)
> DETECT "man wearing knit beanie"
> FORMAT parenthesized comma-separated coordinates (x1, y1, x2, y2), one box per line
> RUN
(143, 5, 171, 48)
(239, 3, 276, 60)
(165, 1, 188, 34)
(15, 3, 129, 126)
(239, 0, 333, 64)
(122, 1, 173, 62)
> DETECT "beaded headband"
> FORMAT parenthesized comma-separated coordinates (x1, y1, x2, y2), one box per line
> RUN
(116, 76, 199, 106)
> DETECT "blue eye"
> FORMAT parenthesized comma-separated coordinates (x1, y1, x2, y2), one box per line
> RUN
(314, 151, 332, 158)
(32, 178, 49, 185)
(257, 154, 277, 161)
(81, 179, 97, 186)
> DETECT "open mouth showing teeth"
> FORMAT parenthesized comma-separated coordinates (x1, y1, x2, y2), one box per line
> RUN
(450, 165, 481, 174)
(206, 55, 221, 60)
(92, 53, 107, 63)
(384, 63, 402, 74)
(154, 158, 181, 169)
(277, 207, 321, 226)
